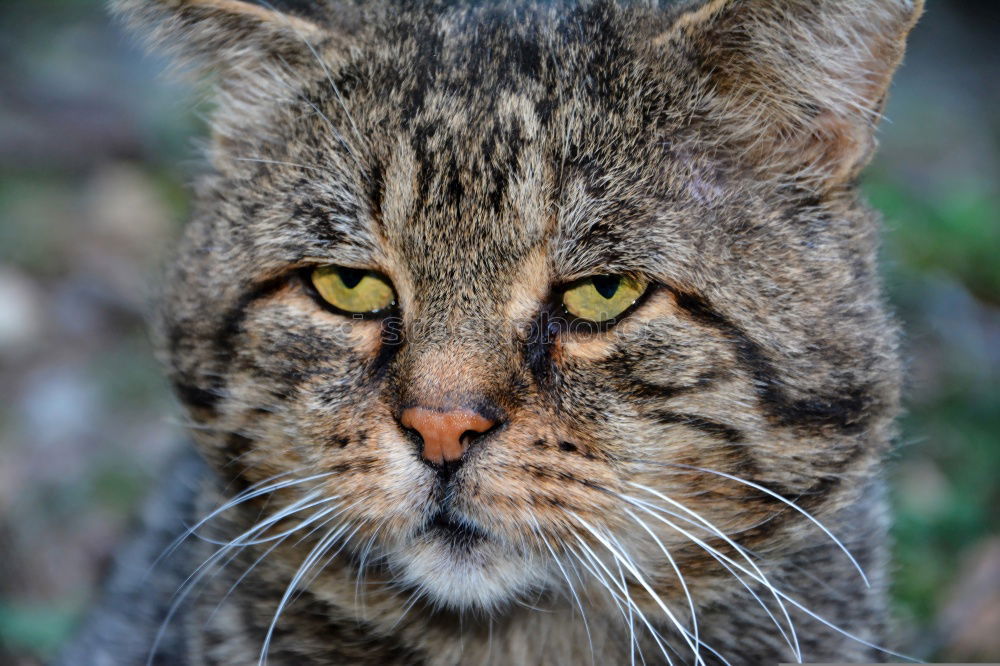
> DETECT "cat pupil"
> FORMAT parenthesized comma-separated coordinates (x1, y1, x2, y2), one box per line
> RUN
(338, 268, 365, 289)
(592, 275, 621, 299)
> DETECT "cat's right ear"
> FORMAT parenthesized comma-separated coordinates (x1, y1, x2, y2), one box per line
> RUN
(110, 0, 335, 84)
(654, 0, 923, 191)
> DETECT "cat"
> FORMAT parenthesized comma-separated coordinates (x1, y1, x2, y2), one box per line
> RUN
(57, 0, 923, 663)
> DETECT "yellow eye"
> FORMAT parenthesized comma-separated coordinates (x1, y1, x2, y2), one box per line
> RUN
(561, 275, 647, 323)
(310, 265, 395, 315)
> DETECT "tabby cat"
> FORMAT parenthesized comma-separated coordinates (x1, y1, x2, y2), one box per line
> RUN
(60, 0, 923, 663)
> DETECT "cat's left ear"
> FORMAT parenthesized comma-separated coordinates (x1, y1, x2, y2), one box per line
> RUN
(111, 0, 341, 85)
(657, 0, 924, 191)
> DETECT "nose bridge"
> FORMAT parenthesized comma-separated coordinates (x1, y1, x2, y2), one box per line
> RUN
(391, 237, 528, 423)
(394, 329, 511, 469)
(399, 343, 504, 409)
(404, 280, 511, 366)
(409, 278, 501, 340)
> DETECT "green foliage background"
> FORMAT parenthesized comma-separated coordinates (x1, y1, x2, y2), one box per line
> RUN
(0, 0, 996, 663)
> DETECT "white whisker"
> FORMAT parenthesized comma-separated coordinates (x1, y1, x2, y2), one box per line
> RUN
(148, 483, 327, 664)
(621, 507, 701, 664)
(208, 535, 288, 623)
(568, 536, 675, 666)
(192, 494, 339, 548)
(570, 513, 703, 665)
(388, 587, 425, 631)
(626, 481, 801, 660)
(645, 463, 869, 587)
(152, 470, 333, 571)
(624, 485, 916, 662)
(623, 495, 793, 664)
(353, 518, 389, 616)
(259, 520, 357, 665)
(145, 471, 337, 664)
(530, 518, 595, 666)
(612, 557, 638, 666)
(286, 499, 369, 607)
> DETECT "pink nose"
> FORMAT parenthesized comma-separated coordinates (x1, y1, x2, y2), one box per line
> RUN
(400, 407, 498, 465)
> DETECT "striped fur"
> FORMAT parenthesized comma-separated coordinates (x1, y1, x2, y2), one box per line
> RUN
(78, 0, 923, 662)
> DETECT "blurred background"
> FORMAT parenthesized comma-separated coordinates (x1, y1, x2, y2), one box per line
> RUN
(0, 0, 997, 663)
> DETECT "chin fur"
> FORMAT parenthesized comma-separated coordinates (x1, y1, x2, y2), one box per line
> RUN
(386, 533, 549, 612)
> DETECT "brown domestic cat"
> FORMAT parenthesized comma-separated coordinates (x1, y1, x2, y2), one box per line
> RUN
(58, 0, 923, 663)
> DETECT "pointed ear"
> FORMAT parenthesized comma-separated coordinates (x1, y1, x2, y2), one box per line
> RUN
(110, 0, 332, 83)
(659, 0, 924, 190)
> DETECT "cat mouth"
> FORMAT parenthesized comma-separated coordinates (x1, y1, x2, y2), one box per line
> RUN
(423, 510, 488, 547)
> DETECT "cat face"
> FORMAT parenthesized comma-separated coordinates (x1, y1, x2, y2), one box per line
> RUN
(125, 0, 919, 614)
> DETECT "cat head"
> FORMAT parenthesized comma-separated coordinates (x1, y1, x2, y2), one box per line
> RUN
(117, 0, 920, 613)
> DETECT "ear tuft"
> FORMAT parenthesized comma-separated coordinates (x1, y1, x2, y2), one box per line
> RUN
(660, 0, 924, 190)
(110, 0, 328, 81)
